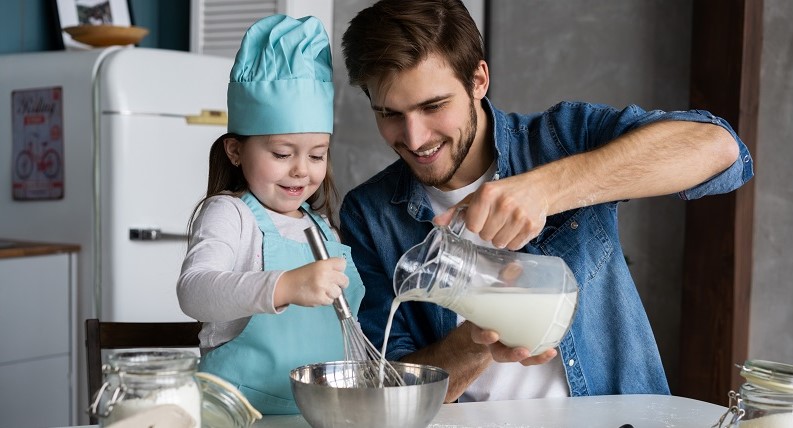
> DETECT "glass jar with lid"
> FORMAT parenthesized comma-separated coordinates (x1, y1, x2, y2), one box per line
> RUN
(714, 359, 793, 427)
(88, 349, 202, 427)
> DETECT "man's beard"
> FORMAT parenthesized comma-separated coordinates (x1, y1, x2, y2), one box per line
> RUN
(414, 98, 478, 187)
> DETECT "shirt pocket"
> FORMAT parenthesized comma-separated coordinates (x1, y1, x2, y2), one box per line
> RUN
(537, 207, 613, 288)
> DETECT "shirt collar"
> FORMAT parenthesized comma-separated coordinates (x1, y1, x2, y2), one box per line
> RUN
(483, 96, 509, 180)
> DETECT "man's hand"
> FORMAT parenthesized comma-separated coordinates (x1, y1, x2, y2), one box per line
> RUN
(470, 323, 558, 366)
(400, 321, 493, 402)
(433, 176, 549, 250)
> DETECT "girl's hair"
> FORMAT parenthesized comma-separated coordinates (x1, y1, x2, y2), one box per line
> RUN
(187, 133, 340, 236)
(341, 0, 484, 96)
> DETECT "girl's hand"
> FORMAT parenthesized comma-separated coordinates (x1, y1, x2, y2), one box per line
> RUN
(276, 258, 349, 307)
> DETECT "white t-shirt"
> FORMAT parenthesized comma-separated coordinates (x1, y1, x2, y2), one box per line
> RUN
(423, 163, 570, 401)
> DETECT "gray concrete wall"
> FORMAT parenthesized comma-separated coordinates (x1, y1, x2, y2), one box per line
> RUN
(331, 0, 396, 200)
(750, 0, 793, 364)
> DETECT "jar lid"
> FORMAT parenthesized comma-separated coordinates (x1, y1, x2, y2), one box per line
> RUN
(739, 359, 793, 393)
(197, 372, 262, 427)
(107, 349, 198, 375)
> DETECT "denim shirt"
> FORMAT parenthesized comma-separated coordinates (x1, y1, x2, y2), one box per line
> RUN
(339, 98, 754, 397)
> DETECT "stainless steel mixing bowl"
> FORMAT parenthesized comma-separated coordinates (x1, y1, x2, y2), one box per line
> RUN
(290, 361, 449, 428)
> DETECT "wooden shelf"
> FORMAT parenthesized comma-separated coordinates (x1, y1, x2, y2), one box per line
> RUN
(0, 239, 80, 259)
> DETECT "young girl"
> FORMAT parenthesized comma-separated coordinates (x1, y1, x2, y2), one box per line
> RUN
(177, 15, 364, 415)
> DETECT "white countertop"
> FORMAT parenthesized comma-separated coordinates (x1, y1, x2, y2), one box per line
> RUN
(251, 394, 726, 428)
(62, 394, 727, 428)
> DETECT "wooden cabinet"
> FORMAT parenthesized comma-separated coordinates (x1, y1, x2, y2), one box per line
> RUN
(0, 240, 79, 428)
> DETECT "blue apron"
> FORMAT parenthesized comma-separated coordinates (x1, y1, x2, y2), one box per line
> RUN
(199, 192, 365, 414)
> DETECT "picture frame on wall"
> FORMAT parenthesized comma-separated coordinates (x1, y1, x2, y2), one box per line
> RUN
(54, 0, 133, 50)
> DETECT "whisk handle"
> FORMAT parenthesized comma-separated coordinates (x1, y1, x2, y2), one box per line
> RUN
(305, 225, 330, 260)
(304, 226, 354, 320)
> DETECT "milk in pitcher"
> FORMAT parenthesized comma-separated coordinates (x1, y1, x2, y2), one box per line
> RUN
(393, 287, 577, 355)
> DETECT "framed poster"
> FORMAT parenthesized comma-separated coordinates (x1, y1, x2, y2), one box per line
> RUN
(54, 0, 132, 50)
(11, 87, 65, 200)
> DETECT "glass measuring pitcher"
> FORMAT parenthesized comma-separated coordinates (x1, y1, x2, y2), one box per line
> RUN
(393, 208, 579, 356)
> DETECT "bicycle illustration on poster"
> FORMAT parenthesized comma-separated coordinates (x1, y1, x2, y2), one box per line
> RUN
(11, 87, 65, 200)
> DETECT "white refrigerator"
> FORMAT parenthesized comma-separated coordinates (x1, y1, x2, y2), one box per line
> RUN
(0, 47, 232, 425)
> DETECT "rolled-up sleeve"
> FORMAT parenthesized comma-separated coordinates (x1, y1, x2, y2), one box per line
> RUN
(602, 105, 754, 200)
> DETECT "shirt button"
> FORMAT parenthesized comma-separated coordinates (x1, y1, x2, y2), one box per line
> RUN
(568, 359, 575, 367)
(570, 221, 579, 230)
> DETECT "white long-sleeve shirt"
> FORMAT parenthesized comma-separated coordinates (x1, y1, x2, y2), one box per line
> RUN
(177, 194, 321, 352)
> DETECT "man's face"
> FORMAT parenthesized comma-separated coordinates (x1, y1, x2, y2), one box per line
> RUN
(366, 54, 486, 190)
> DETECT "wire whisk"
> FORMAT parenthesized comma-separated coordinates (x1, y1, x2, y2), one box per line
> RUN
(305, 226, 405, 388)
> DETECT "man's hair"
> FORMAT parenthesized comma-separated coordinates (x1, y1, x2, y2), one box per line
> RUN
(341, 0, 484, 96)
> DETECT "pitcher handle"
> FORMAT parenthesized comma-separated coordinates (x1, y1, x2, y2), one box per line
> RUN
(448, 205, 467, 237)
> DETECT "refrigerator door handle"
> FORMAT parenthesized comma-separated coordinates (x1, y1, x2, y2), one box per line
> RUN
(129, 228, 187, 241)
(185, 109, 227, 126)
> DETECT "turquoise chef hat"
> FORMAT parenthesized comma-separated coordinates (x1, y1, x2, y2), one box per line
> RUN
(228, 15, 333, 135)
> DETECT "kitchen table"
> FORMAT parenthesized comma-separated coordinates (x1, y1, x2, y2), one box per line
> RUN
(61, 394, 728, 428)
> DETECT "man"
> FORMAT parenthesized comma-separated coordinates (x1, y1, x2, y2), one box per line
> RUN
(339, 0, 753, 402)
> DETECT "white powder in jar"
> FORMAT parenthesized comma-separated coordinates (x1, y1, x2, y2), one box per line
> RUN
(104, 382, 202, 426)
(738, 412, 793, 428)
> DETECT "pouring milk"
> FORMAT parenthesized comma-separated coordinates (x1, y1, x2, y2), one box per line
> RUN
(383, 208, 579, 358)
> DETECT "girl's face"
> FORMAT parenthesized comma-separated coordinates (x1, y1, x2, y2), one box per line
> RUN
(226, 133, 329, 218)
